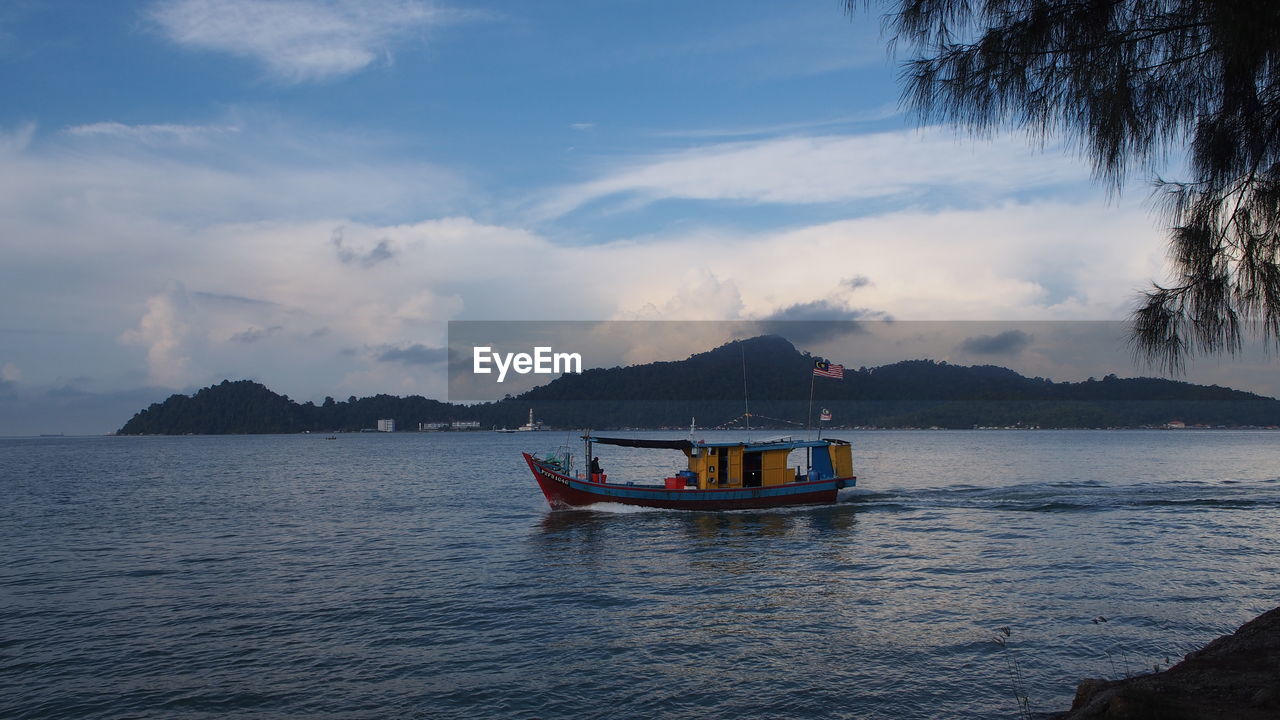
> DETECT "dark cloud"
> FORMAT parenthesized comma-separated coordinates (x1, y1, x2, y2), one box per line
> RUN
(958, 330, 1034, 356)
(756, 299, 889, 344)
(764, 299, 881, 322)
(229, 326, 282, 344)
(331, 227, 395, 268)
(842, 275, 872, 290)
(377, 344, 448, 366)
(0, 379, 17, 400)
(43, 384, 94, 399)
(0, 385, 177, 436)
(193, 291, 277, 307)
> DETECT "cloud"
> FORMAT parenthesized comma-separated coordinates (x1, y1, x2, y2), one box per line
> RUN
(651, 106, 901, 140)
(0, 361, 18, 400)
(0, 384, 179, 436)
(756, 298, 887, 344)
(0, 108, 1197, 421)
(229, 326, 283, 343)
(376, 343, 447, 365)
(2, 121, 1165, 401)
(65, 122, 239, 145)
(620, 268, 744, 321)
(958, 330, 1034, 356)
(332, 227, 395, 267)
(761, 298, 885, 323)
(0, 123, 35, 154)
(539, 127, 1089, 219)
(8, 116, 467, 226)
(147, 0, 444, 83)
(193, 291, 278, 307)
(119, 285, 194, 387)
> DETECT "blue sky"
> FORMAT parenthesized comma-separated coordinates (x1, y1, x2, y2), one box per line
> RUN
(0, 0, 1270, 434)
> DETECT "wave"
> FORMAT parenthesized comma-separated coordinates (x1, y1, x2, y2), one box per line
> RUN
(840, 479, 1280, 514)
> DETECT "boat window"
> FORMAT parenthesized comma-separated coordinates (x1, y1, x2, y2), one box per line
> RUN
(743, 451, 762, 487)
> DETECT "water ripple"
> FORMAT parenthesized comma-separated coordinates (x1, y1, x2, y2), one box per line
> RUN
(1, 430, 1278, 719)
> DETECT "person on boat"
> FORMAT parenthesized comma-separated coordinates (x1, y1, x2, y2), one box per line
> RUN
(590, 456, 602, 481)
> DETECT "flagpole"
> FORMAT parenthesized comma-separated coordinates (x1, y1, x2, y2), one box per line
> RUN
(741, 343, 751, 441)
(806, 369, 816, 439)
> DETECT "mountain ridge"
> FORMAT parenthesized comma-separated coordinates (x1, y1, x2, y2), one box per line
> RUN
(117, 335, 1280, 434)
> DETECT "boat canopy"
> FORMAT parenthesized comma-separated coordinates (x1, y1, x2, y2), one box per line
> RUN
(586, 436, 694, 451)
(584, 435, 848, 452)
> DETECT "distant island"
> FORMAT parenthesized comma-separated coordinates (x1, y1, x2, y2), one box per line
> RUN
(116, 335, 1280, 434)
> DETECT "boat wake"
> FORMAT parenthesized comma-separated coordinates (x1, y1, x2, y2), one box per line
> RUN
(840, 477, 1280, 514)
(575, 502, 668, 514)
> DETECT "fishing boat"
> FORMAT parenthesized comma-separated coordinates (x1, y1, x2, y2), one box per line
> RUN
(523, 435, 855, 511)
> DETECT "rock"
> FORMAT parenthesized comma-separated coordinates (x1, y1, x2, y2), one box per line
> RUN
(1053, 606, 1280, 719)
(1071, 678, 1112, 710)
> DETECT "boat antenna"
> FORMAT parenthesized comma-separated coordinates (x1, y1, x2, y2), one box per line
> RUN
(806, 359, 816, 440)
(741, 342, 751, 440)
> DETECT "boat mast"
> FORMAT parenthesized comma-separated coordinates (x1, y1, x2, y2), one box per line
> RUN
(806, 367, 816, 440)
(741, 343, 751, 440)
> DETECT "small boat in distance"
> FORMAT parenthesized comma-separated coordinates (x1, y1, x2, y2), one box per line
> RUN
(523, 435, 855, 511)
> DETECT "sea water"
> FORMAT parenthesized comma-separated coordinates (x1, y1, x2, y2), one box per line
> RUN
(2, 430, 1278, 718)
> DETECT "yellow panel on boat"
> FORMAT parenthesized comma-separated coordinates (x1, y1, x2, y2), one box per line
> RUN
(761, 467, 790, 486)
(727, 446, 743, 487)
(686, 448, 709, 489)
(761, 449, 791, 486)
(761, 449, 788, 470)
(831, 443, 853, 478)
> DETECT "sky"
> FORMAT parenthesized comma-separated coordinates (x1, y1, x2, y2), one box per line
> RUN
(0, 0, 1273, 434)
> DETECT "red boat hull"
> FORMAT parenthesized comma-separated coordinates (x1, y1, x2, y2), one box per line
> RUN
(523, 452, 852, 511)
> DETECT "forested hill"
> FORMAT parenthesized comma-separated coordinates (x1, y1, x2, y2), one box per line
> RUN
(117, 335, 1280, 434)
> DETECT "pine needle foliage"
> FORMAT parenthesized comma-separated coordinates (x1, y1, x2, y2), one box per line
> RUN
(854, 0, 1280, 371)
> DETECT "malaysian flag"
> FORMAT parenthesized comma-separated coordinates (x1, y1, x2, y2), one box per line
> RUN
(820, 408, 832, 422)
(813, 359, 844, 379)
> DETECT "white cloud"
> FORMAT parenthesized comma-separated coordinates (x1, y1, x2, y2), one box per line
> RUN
(592, 202, 1163, 324)
(0, 146, 1231, 404)
(66, 122, 239, 145)
(539, 127, 1091, 219)
(119, 285, 194, 387)
(0, 122, 34, 154)
(0, 117, 473, 396)
(148, 0, 444, 83)
(5, 117, 467, 228)
(620, 268, 745, 321)
(651, 105, 902, 140)
(0, 117, 1224, 409)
